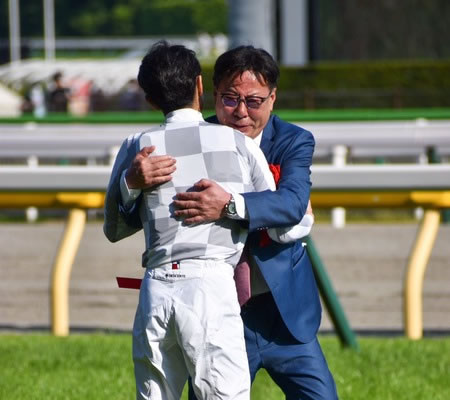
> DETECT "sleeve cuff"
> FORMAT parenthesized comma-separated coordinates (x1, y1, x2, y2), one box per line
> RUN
(120, 169, 142, 210)
(267, 213, 314, 243)
(230, 192, 247, 220)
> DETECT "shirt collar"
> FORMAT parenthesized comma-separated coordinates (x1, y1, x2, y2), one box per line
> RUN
(165, 108, 204, 123)
(253, 129, 263, 146)
(165, 110, 264, 144)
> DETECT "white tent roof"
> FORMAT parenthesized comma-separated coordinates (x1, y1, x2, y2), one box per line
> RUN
(0, 82, 22, 116)
(0, 59, 141, 96)
(0, 34, 230, 99)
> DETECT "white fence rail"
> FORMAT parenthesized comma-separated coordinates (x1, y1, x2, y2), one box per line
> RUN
(1, 164, 450, 192)
(1, 120, 450, 164)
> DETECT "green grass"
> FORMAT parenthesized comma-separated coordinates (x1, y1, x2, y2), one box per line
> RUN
(1, 334, 449, 399)
(1, 107, 450, 124)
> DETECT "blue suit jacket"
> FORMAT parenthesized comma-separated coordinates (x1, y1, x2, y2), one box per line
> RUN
(208, 114, 321, 343)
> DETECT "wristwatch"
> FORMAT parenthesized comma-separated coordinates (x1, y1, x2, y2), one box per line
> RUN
(224, 194, 237, 217)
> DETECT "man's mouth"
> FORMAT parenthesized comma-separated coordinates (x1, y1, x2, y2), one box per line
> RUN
(232, 123, 251, 131)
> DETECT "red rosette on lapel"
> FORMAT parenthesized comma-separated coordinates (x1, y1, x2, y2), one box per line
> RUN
(259, 164, 281, 247)
(268, 163, 281, 187)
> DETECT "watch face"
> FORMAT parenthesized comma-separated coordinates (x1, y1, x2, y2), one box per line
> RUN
(226, 197, 236, 215)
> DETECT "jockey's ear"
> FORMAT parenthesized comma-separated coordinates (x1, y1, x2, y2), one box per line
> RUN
(306, 200, 314, 218)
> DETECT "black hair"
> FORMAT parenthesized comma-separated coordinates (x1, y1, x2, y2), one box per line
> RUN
(137, 41, 201, 114)
(213, 45, 279, 90)
(52, 71, 63, 81)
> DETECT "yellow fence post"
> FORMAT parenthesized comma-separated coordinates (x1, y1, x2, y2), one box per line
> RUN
(51, 208, 86, 336)
(404, 208, 441, 340)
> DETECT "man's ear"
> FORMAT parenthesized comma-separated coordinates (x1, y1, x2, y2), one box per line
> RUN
(196, 75, 204, 98)
(269, 87, 277, 111)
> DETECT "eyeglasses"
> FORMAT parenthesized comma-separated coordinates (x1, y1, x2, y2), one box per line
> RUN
(220, 92, 272, 110)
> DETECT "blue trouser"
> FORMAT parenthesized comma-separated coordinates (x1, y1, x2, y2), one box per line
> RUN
(189, 293, 338, 400)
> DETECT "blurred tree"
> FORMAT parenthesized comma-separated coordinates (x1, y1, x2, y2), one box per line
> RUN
(133, 0, 227, 35)
(66, 1, 111, 36)
(0, 0, 44, 38)
(0, 0, 227, 38)
(111, 4, 135, 35)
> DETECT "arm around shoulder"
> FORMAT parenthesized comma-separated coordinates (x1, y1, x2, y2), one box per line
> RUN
(103, 134, 143, 242)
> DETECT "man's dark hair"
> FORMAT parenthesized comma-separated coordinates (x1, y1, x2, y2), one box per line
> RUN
(213, 46, 279, 90)
(138, 41, 201, 114)
(52, 71, 63, 82)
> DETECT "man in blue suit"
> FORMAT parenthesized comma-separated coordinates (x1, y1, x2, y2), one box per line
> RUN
(174, 46, 338, 400)
(121, 46, 338, 399)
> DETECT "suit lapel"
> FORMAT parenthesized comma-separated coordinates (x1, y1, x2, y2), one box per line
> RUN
(260, 115, 276, 158)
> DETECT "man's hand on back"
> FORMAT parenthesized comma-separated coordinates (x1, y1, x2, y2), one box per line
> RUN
(126, 146, 176, 189)
(174, 179, 230, 224)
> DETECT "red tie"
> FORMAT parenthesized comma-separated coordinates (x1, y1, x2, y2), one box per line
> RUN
(234, 245, 251, 306)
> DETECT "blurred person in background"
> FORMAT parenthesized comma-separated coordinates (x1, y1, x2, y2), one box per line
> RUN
(47, 71, 70, 112)
(67, 78, 92, 116)
(117, 45, 336, 400)
(27, 82, 47, 118)
(119, 78, 145, 111)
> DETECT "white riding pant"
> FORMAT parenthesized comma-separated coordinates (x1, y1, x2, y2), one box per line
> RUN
(132, 259, 250, 400)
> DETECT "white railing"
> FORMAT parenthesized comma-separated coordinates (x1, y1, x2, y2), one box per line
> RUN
(1, 164, 450, 191)
(1, 120, 450, 164)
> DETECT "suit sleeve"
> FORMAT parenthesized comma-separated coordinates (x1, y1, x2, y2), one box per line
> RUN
(242, 128, 315, 233)
(244, 134, 314, 242)
(103, 134, 143, 242)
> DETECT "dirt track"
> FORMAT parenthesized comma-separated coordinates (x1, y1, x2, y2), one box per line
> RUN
(1, 221, 449, 334)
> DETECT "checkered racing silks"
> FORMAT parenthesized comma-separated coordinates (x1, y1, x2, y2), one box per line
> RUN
(131, 110, 275, 269)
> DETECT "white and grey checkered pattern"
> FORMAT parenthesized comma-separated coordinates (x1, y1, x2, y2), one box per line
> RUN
(136, 111, 274, 268)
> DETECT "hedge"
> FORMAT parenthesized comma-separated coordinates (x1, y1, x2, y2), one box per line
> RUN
(200, 59, 450, 109)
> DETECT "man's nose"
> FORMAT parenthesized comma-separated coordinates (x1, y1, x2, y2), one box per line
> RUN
(233, 100, 248, 118)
